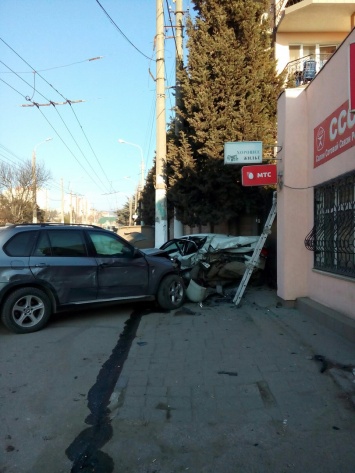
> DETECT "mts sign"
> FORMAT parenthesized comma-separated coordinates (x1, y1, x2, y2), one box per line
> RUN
(242, 164, 277, 186)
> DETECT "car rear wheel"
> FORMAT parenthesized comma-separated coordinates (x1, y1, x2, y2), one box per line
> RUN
(1, 287, 52, 334)
(157, 274, 185, 310)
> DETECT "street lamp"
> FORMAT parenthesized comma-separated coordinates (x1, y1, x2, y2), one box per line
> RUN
(118, 139, 145, 226)
(32, 137, 52, 223)
(118, 139, 145, 191)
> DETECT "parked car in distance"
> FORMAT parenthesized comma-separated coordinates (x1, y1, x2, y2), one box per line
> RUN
(0, 224, 185, 334)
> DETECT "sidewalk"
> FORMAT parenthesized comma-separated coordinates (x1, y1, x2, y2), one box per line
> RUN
(106, 286, 355, 473)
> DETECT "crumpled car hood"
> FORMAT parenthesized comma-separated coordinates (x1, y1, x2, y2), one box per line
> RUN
(195, 234, 259, 253)
(160, 233, 263, 271)
(140, 248, 168, 257)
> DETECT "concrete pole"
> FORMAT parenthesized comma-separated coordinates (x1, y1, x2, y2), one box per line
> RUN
(129, 196, 133, 226)
(155, 0, 168, 247)
(69, 192, 73, 224)
(61, 178, 65, 223)
(32, 149, 37, 224)
(32, 138, 52, 223)
(174, 0, 184, 136)
(173, 0, 184, 238)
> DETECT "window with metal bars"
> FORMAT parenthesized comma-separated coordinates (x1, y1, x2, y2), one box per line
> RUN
(304, 170, 355, 278)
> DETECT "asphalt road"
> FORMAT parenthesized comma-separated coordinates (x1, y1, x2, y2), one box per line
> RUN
(0, 302, 145, 473)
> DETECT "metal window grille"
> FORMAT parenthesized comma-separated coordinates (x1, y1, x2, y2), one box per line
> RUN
(304, 171, 355, 278)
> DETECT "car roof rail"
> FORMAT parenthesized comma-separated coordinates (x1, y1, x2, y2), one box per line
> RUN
(4, 222, 104, 229)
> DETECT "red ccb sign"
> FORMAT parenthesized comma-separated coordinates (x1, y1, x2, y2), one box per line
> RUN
(242, 164, 277, 186)
(350, 43, 355, 112)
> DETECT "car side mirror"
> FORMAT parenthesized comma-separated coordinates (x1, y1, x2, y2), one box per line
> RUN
(133, 248, 141, 258)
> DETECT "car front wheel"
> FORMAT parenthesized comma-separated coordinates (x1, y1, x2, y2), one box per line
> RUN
(1, 287, 52, 334)
(157, 274, 185, 310)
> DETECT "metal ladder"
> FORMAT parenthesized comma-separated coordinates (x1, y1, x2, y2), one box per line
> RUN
(233, 192, 277, 306)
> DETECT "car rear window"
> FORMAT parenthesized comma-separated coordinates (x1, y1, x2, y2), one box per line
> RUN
(4, 231, 39, 257)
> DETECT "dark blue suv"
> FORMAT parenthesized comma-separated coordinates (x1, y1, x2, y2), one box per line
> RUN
(0, 224, 185, 334)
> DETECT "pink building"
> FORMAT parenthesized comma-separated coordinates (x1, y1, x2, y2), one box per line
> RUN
(277, 28, 355, 321)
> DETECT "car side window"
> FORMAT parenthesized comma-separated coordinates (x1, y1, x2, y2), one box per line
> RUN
(161, 240, 181, 255)
(39, 230, 87, 257)
(4, 231, 39, 257)
(88, 231, 133, 258)
(33, 232, 52, 256)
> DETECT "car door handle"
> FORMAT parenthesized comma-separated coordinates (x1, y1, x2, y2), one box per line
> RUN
(99, 262, 111, 268)
(35, 263, 49, 267)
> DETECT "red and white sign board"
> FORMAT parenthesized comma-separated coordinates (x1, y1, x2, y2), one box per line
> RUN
(242, 164, 277, 186)
(313, 100, 355, 168)
(350, 43, 355, 112)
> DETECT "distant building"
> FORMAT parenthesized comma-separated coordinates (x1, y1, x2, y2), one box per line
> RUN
(98, 216, 118, 231)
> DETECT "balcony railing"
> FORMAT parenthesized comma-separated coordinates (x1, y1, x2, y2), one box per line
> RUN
(284, 0, 303, 6)
(282, 53, 334, 86)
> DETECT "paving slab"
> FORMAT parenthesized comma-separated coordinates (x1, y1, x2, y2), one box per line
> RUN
(107, 286, 355, 473)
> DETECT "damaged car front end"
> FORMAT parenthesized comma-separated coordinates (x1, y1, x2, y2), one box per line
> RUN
(159, 234, 267, 290)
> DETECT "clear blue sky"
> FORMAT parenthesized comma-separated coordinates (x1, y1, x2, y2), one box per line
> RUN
(0, 0, 191, 212)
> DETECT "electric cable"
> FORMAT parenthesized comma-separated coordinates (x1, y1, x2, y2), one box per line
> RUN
(0, 145, 69, 195)
(283, 184, 314, 190)
(36, 106, 106, 191)
(165, 0, 179, 57)
(95, 0, 151, 60)
(0, 56, 104, 74)
(0, 40, 113, 192)
(0, 74, 107, 194)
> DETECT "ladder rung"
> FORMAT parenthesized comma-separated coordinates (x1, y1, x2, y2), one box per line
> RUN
(233, 192, 277, 306)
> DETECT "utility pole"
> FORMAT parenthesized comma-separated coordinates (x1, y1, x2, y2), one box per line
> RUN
(32, 138, 52, 223)
(61, 178, 65, 223)
(129, 196, 133, 226)
(32, 149, 37, 224)
(175, 0, 184, 137)
(69, 192, 73, 224)
(155, 0, 168, 247)
(173, 0, 184, 238)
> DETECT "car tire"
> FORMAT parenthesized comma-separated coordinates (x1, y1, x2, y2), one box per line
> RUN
(1, 287, 52, 334)
(157, 274, 185, 310)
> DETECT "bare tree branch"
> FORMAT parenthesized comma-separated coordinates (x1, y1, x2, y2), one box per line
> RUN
(0, 159, 51, 224)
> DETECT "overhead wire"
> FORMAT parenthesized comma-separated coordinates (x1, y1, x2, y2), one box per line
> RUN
(0, 146, 65, 204)
(0, 81, 110, 214)
(0, 56, 104, 74)
(95, 0, 152, 60)
(164, 0, 183, 122)
(95, 0, 157, 185)
(1, 0, 162, 211)
(0, 60, 107, 193)
(0, 142, 75, 196)
(0, 38, 113, 194)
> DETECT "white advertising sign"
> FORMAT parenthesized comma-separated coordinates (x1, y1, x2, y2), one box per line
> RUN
(224, 141, 263, 164)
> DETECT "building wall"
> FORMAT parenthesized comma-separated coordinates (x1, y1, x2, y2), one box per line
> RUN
(277, 29, 355, 319)
(277, 87, 312, 299)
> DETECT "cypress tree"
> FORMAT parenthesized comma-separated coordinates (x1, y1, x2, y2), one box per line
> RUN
(140, 163, 156, 226)
(167, 0, 284, 228)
